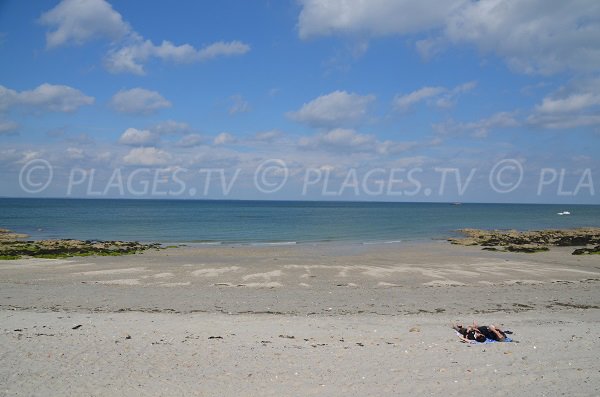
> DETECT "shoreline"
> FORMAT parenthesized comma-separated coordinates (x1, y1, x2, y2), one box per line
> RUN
(2, 225, 600, 259)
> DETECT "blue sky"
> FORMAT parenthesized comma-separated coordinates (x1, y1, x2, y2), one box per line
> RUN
(0, 0, 598, 203)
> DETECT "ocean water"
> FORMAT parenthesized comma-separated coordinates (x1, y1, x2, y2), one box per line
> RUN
(0, 198, 599, 244)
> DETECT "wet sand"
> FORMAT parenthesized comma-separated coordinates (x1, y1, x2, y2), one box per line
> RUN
(1, 242, 599, 395)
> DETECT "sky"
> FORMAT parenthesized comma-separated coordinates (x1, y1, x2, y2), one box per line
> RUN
(0, 0, 599, 203)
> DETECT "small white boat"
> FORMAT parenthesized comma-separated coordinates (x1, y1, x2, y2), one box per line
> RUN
(557, 211, 571, 216)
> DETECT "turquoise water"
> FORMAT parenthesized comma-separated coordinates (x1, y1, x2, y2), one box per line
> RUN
(0, 198, 598, 244)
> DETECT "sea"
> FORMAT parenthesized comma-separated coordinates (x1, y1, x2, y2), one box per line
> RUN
(0, 198, 599, 244)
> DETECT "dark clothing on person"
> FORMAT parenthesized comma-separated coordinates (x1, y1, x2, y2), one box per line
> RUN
(477, 326, 506, 341)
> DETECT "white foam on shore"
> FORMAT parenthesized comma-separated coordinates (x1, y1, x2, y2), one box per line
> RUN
(363, 240, 402, 245)
(251, 242, 297, 246)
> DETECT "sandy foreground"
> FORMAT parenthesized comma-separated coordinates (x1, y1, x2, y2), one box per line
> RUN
(0, 241, 599, 396)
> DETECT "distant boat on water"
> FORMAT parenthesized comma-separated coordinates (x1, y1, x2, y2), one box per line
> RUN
(557, 211, 571, 215)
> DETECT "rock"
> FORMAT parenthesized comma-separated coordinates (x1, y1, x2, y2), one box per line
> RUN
(0, 228, 161, 259)
(572, 245, 600, 255)
(448, 227, 600, 254)
(0, 229, 29, 242)
(505, 244, 549, 253)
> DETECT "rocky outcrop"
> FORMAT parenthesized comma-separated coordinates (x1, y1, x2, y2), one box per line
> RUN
(572, 245, 600, 255)
(0, 228, 161, 259)
(0, 228, 29, 242)
(449, 227, 600, 255)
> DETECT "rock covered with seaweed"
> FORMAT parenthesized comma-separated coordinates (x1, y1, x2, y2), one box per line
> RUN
(448, 227, 600, 255)
(0, 228, 161, 259)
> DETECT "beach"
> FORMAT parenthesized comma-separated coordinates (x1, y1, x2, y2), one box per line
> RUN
(3, 0, 599, 394)
(1, 242, 599, 395)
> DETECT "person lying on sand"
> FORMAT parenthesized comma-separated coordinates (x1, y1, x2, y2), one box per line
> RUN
(452, 322, 511, 343)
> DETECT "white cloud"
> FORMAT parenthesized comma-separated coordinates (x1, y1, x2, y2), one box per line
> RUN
(110, 88, 171, 115)
(0, 86, 17, 112)
(288, 91, 375, 128)
(389, 156, 430, 168)
(176, 134, 204, 147)
(393, 81, 476, 111)
(229, 94, 250, 115)
(0, 149, 21, 165)
(118, 128, 158, 146)
(66, 133, 95, 145)
(393, 86, 445, 111)
(105, 38, 250, 75)
(123, 147, 171, 166)
(433, 78, 600, 133)
(254, 130, 282, 142)
(40, 1, 250, 75)
(66, 147, 85, 160)
(298, 128, 419, 156)
(376, 140, 418, 155)
(198, 41, 251, 60)
(298, 0, 600, 75)
(527, 78, 600, 129)
(415, 37, 447, 61)
(39, 0, 130, 48)
(0, 120, 18, 134)
(297, 0, 465, 39)
(527, 114, 600, 130)
(444, 0, 600, 75)
(434, 112, 519, 138)
(0, 83, 94, 112)
(316, 128, 374, 148)
(213, 132, 236, 145)
(536, 94, 600, 115)
(150, 120, 192, 135)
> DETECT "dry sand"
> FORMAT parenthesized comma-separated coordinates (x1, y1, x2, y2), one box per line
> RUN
(1, 241, 599, 396)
